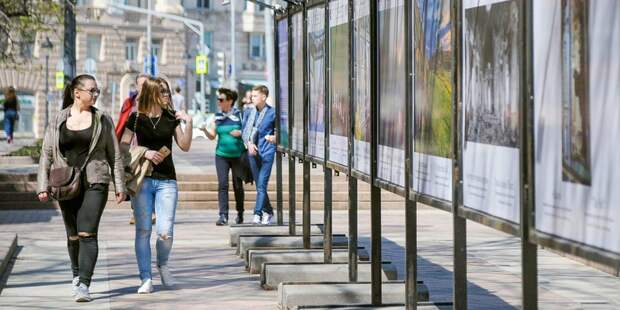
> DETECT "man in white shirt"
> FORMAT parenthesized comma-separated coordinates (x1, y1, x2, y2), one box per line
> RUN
(172, 86, 185, 112)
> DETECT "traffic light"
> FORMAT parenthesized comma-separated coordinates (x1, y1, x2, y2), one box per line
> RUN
(216, 52, 226, 82)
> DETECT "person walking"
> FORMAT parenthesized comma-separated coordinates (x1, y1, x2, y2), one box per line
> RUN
(120, 76, 193, 294)
(36, 74, 126, 302)
(242, 85, 276, 225)
(116, 74, 149, 140)
(201, 88, 246, 225)
(3, 86, 20, 144)
(171, 86, 185, 112)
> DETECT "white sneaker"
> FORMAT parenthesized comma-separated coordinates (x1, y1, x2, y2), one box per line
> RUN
(261, 213, 273, 225)
(252, 214, 261, 224)
(158, 265, 176, 288)
(74, 283, 92, 302)
(137, 278, 153, 294)
(71, 277, 79, 296)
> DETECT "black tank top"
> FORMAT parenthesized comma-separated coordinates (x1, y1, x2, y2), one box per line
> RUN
(59, 114, 94, 168)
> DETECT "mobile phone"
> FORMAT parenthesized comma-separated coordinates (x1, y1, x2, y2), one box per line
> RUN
(158, 146, 171, 158)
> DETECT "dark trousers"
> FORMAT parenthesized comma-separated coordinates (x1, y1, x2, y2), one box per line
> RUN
(59, 182, 108, 286)
(215, 155, 245, 217)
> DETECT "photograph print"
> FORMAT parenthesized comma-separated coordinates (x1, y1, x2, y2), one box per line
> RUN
(308, 7, 326, 158)
(561, 0, 592, 186)
(292, 13, 304, 151)
(413, 0, 453, 158)
(378, 0, 406, 151)
(463, 0, 521, 149)
(354, 0, 371, 144)
(278, 18, 289, 149)
(329, 2, 350, 140)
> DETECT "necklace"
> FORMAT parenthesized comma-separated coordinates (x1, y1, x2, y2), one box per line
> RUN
(148, 113, 162, 129)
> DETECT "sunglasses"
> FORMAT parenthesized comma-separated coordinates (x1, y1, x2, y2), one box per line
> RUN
(77, 88, 101, 97)
(217, 97, 227, 102)
(160, 89, 171, 97)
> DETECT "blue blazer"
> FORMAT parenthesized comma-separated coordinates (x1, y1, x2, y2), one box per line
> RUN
(242, 105, 276, 158)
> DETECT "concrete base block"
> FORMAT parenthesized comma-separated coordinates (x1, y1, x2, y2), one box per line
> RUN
(229, 224, 324, 247)
(247, 248, 370, 274)
(277, 281, 430, 310)
(237, 235, 348, 258)
(295, 302, 453, 309)
(0, 233, 17, 277)
(261, 262, 398, 290)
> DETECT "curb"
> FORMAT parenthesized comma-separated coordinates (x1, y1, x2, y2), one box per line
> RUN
(0, 234, 18, 281)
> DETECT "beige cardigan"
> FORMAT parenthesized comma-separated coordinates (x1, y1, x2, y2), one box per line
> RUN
(126, 146, 152, 196)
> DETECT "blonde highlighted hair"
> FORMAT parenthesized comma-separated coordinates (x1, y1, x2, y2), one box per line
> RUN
(137, 77, 167, 114)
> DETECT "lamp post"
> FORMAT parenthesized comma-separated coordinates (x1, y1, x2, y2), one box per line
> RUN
(41, 36, 54, 128)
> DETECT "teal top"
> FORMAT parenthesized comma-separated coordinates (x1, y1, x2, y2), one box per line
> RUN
(215, 109, 245, 158)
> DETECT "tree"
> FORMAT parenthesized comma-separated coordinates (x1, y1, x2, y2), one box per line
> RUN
(0, 0, 63, 65)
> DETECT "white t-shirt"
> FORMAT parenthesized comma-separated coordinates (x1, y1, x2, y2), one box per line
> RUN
(172, 93, 185, 111)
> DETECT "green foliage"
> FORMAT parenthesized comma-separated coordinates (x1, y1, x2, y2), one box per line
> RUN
(0, 0, 63, 66)
(7, 139, 43, 160)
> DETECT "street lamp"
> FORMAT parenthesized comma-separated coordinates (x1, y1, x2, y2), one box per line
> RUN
(41, 36, 54, 128)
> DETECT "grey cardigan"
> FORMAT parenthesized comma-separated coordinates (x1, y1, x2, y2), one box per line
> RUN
(37, 106, 126, 195)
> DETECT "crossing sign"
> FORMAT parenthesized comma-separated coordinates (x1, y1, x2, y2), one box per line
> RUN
(55, 72, 64, 90)
(196, 55, 208, 75)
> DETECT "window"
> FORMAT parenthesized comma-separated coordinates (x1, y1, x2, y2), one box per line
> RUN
(203, 32, 212, 50)
(125, 38, 137, 61)
(197, 0, 210, 9)
(86, 34, 102, 60)
(151, 39, 162, 59)
(20, 40, 34, 59)
(249, 33, 265, 60)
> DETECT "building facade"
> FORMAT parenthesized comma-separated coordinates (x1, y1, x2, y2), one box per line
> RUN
(0, 0, 271, 139)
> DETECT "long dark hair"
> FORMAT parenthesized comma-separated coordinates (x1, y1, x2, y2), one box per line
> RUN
(4, 86, 16, 102)
(62, 74, 96, 109)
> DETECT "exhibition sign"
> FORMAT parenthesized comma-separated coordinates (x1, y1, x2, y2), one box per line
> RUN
(277, 18, 290, 150)
(412, 0, 453, 202)
(292, 12, 304, 153)
(533, 0, 620, 255)
(328, 0, 350, 167)
(462, 0, 522, 224)
(308, 5, 326, 160)
(353, 0, 371, 176)
(377, 0, 406, 187)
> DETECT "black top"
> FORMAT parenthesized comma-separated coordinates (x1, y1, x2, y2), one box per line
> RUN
(59, 114, 94, 168)
(125, 111, 180, 180)
(3, 98, 18, 111)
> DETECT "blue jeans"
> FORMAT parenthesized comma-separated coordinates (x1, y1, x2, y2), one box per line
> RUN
(3, 109, 17, 139)
(248, 152, 274, 216)
(132, 177, 178, 281)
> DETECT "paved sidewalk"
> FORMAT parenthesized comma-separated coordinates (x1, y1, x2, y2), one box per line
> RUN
(0, 206, 619, 309)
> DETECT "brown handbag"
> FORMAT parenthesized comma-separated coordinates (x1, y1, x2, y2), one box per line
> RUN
(49, 166, 82, 201)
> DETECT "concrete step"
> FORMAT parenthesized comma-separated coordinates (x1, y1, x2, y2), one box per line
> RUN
(230, 224, 324, 247)
(104, 191, 402, 203)
(0, 201, 58, 210)
(0, 173, 37, 182)
(261, 262, 398, 290)
(247, 248, 370, 274)
(117, 201, 405, 210)
(0, 156, 36, 165)
(296, 302, 453, 309)
(277, 282, 430, 310)
(237, 235, 349, 258)
(0, 233, 18, 281)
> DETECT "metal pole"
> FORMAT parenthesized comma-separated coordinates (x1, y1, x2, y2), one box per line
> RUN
(323, 0, 333, 264)
(302, 3, 311, 249)
(521, 0, 538, 308)
(404, 0, 417, 308)
(452, 1, 467, 309)
(275, 11, 284, 226)
(230, 0, 237, 84)
(369, 0, 381, 304)
(347, 0, 358, 283)
(288, 10, 297, 236)
(45, 55, 49, 128)
(63, 0, 76, 82)
(146, 0, 152, 75)
(265, 1, 276, 99)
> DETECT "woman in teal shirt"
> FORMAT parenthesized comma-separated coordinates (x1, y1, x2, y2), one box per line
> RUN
(202, 88, 247, 225)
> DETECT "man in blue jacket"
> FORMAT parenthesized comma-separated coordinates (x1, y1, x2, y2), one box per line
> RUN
(242, 85, 276, 224)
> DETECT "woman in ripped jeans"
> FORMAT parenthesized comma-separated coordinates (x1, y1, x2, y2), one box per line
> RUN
(120, 77, 193, 294)
(37, 74, 126, 302)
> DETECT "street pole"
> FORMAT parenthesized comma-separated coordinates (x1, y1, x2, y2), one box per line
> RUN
(45, 54, 49, 128)
(147, 0, 152, 75)
(230, 0, 237, 85)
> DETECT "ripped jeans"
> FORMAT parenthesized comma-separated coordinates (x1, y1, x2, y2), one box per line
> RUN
(132, 177, 178, 281)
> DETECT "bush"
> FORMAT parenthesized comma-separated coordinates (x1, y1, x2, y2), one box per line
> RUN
(7, 139, 43, 160)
